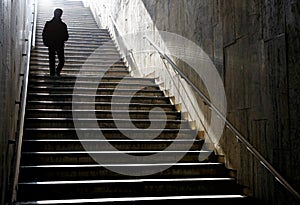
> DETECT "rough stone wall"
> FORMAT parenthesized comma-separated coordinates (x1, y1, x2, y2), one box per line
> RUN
(85, 0, 300, 204)
(0, 0, 35, 204)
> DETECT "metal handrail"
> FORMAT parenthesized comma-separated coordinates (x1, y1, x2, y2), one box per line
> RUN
(159, 58, 212, 142)
(31, 0, 38, 48)
(109, 15, 123, 36)
(108, 15, 140, 76)
(144, 35, 300, 200)
(10, 0, 38, 203)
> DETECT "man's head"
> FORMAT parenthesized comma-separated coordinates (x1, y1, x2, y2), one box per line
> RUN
(54, 8, 63, 18)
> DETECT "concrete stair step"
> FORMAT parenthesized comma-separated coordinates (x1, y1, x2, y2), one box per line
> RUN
(28, 84, 160, 91)
(35, 27, 109, 33)
(28, 80, 157, 87)
(29, 65, 128, 71)
(30, 53, 121, 60)
(36, 30, 109, 35)
(35, 33, 111, 41)
(38, 1, 84, 6)
(34, 42, 116, 49)
(31, 47, 120, 54)
(34, 41, 115, 48)
(20, 151, 206, 165)
(36, 22, 100, 27)
(27, 81, 158, 89)
(15, 195, 254, 205)
(29, 66, 127, 72)
(17, 178, 241, 201)
(30, 61, 125, 67)
(29, 70, 129, 77)
(30, 64, 127, 69)
(35, 38, 114, 45)
(23, 128, 195, 139)
(31, 53, 122, 60)
(29, 68, 128, 73)
(19, 163, 229, 182)
(32, 48, 118, 54)
(32, 45, 118, 52)
(27, 93, 171, 104)
(28, 76, 154, 83)
(31, 51, 120, 57)
(25, 109, 180, 119)
(27, 87, 163, 96)
(21, 139, 203, 152)
(25, 101, 175, 111)
(30, 63, 126, 69)
(24, 118, 189, 129)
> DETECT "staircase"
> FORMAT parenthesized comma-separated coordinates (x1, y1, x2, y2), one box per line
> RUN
(15, 0, 255, 204)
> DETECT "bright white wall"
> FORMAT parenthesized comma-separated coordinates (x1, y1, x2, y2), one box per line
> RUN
(82, 0, 227, 154)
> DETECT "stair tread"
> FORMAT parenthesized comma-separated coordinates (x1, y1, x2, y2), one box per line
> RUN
(26, 101, 174, 106)
(29, 78, 153, 82)
(28, 93, 168, 98)
(28, 87, 159, 90)
(28, 89, 161, 93)
(25, 109, 177, 113)
(25, 118, 182, 121)
(21, 162, 223, 168)
(19, 177, 235, 185)
(25, 127, 190, 132)
(28, 75, 152, 80)
(16, 194, 248, 205)
(23, 139, 198, 142)
(22, 150, 207, 154)
(25, 128, 193, 131)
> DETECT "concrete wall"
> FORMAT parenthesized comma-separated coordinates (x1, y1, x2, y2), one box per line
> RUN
(85, 0, 300, 204)
(83, 0, 228, 156)
(0, 0, 35, 204)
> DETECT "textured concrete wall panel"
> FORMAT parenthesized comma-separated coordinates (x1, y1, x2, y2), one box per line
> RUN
(83, 0, 299, 203)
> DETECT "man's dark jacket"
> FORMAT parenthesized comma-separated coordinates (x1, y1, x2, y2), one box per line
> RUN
(42, 18, 69, 48)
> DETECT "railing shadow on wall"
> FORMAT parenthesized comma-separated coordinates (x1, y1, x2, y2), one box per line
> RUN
(8, 0, 38, 204)
(83, 0, 300, 203)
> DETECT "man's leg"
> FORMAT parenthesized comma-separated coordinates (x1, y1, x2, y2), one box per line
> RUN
(56, 46, 65, 76)
(48, 47, 56, 76)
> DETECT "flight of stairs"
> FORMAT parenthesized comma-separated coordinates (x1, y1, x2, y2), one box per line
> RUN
(15, 0, 255, 204)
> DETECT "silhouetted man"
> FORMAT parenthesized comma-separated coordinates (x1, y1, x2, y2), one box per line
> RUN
(42, 8, 69, 76)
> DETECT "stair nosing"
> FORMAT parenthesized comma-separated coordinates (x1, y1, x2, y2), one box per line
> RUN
(23, 139, 199, 142)
(20, 162, 223, 169)
(25, 109, 177, 113)
(26, 101, 173, 106)
(24, 128, 193, 131)
(19, 177, 235, 185)
(15, 194, 247, 205)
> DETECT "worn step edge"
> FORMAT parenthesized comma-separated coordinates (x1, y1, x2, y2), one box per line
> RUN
(15, 194, 247, 205)
(19, 177, 235, 185)
(25, 109, 176, 113)
(22, 150, 207, 155)
(20, 162, 223, 169)
(28, 87, 159, 91)
(26, 101, 173, 106)
(25, 118, 184, 122)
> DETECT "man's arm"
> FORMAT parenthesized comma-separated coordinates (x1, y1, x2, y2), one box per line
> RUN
(42, 22, 49, 47)
(64, 23, 69, 42)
